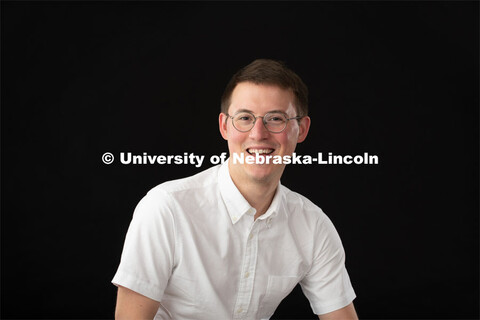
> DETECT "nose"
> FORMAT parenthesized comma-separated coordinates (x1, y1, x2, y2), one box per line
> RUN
(249, 117, 270, 140)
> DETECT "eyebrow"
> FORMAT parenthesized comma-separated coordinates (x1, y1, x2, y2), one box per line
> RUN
(234, 109, 287, 115)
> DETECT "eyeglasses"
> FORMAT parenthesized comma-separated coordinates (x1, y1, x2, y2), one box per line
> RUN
(226, 111, 303, 133)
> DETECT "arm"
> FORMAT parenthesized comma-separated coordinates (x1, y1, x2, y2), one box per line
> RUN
(318, 303, 357, 320)
(115, 286, 160, 320)
(113, 190, 177, 319)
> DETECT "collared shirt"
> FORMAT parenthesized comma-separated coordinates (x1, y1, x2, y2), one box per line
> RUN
(112, 161, 355, 319)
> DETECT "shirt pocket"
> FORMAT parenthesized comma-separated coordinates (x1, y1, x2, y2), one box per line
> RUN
(259, 275, 302, 319)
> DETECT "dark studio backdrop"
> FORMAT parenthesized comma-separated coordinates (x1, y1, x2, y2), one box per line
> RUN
(1, 1, 478, 319)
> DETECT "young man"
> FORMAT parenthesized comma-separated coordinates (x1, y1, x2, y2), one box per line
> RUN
(113, 59, 357, 319)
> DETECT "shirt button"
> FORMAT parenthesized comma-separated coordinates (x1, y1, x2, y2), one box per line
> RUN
(245, 272, 250, 278)
(249, 234, 253, 240)
(233, 216, 238, 222)
(237, 307, 243, 313)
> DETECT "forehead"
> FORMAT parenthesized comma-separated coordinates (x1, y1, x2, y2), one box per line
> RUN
(229, 82, 295, 114)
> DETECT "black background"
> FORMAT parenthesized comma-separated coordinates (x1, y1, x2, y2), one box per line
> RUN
(2, 1, 479, 319)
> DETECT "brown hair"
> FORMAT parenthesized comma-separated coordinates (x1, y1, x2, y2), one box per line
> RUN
(220, 59, 308, 116)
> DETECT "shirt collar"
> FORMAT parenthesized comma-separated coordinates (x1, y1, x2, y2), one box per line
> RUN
(218, 160, 284, 224)
(257, 184, 282, 221)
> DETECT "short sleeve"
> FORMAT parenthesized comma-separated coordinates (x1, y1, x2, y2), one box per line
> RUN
(112, 189, 176, 302)
(299, 215, 356, 315)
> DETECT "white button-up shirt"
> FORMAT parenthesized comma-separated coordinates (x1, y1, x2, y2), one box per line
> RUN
(112, 161, 355, 319)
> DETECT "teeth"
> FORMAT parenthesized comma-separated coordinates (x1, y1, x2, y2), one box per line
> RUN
(247, 148, 274, 155)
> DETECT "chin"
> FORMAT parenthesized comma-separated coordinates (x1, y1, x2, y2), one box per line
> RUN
(245, 164, 281, 182)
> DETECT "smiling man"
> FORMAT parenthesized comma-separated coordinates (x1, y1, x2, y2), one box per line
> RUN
(113, 59, 357, 319)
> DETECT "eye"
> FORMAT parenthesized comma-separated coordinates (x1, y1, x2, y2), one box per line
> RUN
(265, 113, 286, 123)
(235, 113, 254, 122)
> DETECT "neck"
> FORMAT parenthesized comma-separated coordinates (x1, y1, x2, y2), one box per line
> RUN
(228, 161, 281, 220)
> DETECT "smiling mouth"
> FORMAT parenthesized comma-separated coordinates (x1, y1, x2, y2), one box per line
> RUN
(246, 148, 275, 155)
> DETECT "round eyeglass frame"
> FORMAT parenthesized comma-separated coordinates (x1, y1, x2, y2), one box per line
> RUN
(226, 111, 304, 133)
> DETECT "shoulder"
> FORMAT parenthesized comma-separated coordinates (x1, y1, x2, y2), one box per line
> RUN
(137, 164, 221, 210)
(279, 185, 336, 233)
(129, 165, 221, 229)
(281, 185, 327, 220)
(280, 186, 345, 256)
(153, 164, 220, 193)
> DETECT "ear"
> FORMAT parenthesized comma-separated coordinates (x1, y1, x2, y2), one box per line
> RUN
(219, 113, 229, 140)
(297, 116, 311, 143)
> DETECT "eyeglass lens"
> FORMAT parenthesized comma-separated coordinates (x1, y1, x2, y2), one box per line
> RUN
(233, 112, 287, 133)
